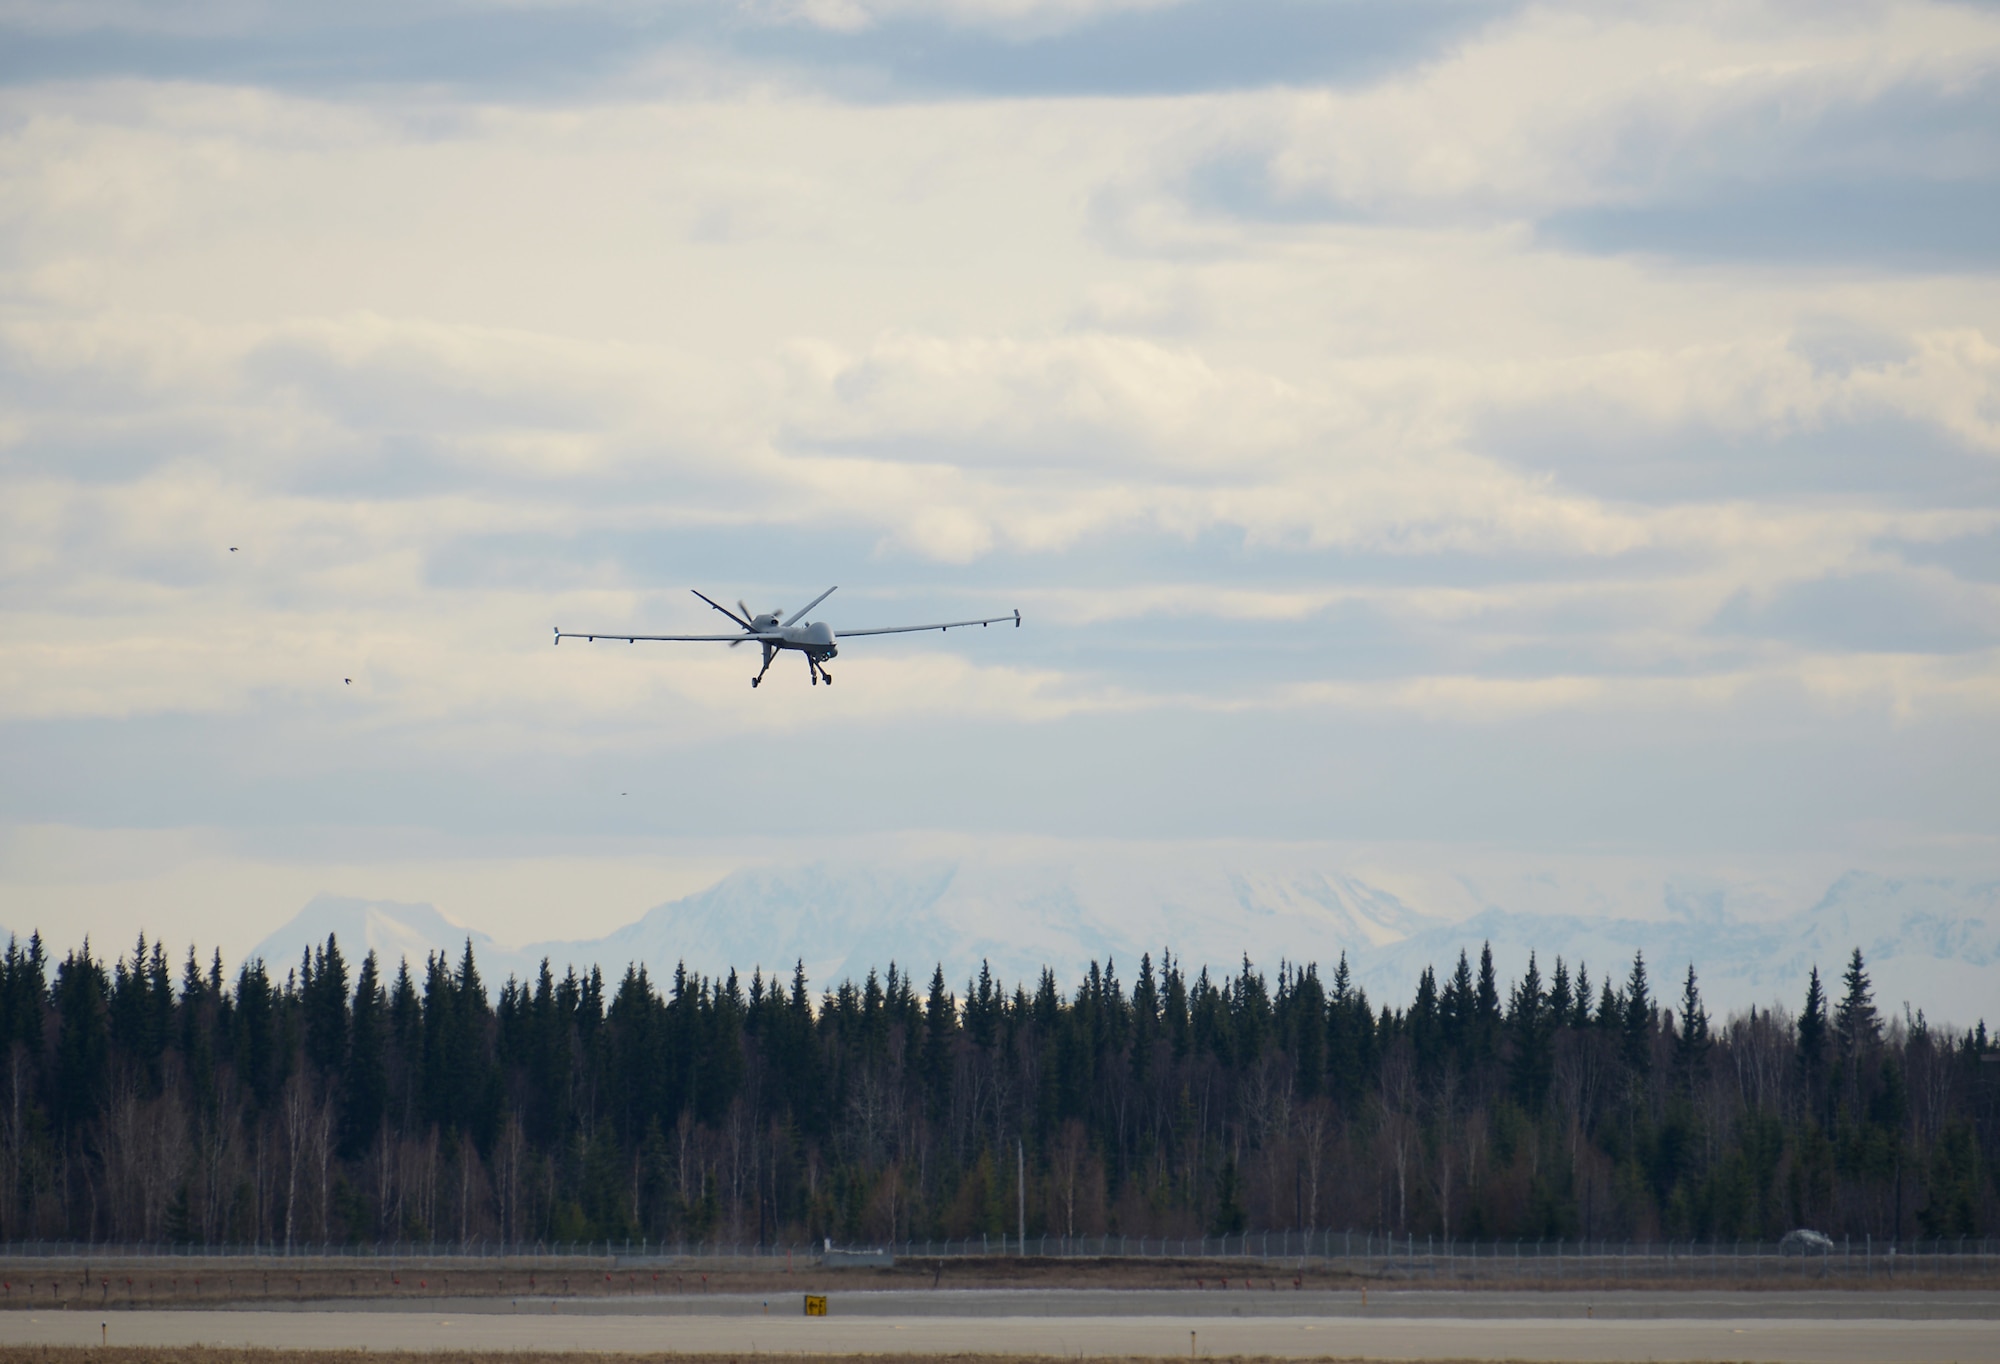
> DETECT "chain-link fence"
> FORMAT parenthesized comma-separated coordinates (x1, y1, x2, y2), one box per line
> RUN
(1, 1233, 1994, 1281)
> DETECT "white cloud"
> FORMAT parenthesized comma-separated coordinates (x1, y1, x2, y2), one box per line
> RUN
(1, 1, 1997, 916)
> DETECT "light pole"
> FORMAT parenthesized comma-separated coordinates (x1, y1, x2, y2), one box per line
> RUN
(1017, 1139, 1026, 1256)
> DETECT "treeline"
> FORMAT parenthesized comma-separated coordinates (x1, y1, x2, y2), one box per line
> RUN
(0, 931, 1992, 1248)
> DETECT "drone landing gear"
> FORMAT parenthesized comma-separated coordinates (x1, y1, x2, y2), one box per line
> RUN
(752, 653, 776, 689)
(808, 656, 833, 687)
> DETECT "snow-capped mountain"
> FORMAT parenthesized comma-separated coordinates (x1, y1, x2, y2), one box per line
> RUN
(1364, 872, 2000, 1027)
(250, 894, 511, 984)
(519, 849, 1447, 995)
(249, 857, 2000, 1029)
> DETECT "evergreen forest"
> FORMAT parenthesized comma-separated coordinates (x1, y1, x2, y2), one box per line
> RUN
(1, 931, 1993, 1248)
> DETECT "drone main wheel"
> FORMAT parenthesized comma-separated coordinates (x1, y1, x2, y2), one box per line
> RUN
(751, 678, 759, 688)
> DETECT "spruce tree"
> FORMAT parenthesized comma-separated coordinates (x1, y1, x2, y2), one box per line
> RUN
(859, 966, 888, 1064)
(923, 965, 955, 1123)
(1672, 963, 1709, 1089)
(1328, 953, 1362, 1107)
(145, 938, 172, 1075)
(1571, 962, 1593, 1030)
(1548, 957, 1573, 1025)
(702, 968, 745, 1123)
(52, 943, 110, 1134)
(109, 934, 167, 1095)
(1834, 947, 1880, 1057)
(234, 956, 282, 1112)
(1291, 962, 1326, 1099)
(388, 957, 422, 1127)
(179, 945, 216, 1109)
(1410, 965, 1441, 1075)
(342, 950, 388, 1159)
(1798, 966, 1828, 1072)
(1474, 942, 1502, 1062)
(0, 935, 47, 1058)
(1596, 976, 1621, 1031)
(1833, 947, 1884, 1123)
(1620, 951, 1652, 1076)
(1509, 952, 1552, 1110)
(1163, 954, 1190, 1060)
(1131, 953, 1159, 1084)
(1441, 952, 1475, 1063)
(967, 959, 1000, 1050)
(304, 934, 349, 1079)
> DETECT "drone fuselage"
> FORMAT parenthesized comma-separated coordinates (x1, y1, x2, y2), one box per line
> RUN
(770, 620, 838, 657)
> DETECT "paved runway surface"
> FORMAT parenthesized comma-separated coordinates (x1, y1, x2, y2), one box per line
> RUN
(281, 1289, 2000, 1320)
(4, 1296, 2000, 1362)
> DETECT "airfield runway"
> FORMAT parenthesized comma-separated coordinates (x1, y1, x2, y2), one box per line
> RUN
(5, 1291, 2000, 1362)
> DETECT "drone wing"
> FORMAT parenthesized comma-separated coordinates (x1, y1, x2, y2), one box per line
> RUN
(783, 586, 837, 626)
(691, 589, 755, 629)
(556, 589, 782, 645)
(837, 609, 1020, 637)
(555, 628, 779, 645)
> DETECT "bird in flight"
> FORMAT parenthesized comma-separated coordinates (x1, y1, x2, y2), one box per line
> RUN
(556, 586, 1019, 689)
(343, 678, 351, 685)
(229, 546, 238, 552)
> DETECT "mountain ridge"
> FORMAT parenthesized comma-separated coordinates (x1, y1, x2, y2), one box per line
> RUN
(244, 857, 1999, 1028)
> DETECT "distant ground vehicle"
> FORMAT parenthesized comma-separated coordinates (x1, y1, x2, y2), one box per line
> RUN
(1779, 1229, 1835, 1254)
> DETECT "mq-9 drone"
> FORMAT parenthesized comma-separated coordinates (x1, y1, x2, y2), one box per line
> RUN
(555, 587, 1019, 688)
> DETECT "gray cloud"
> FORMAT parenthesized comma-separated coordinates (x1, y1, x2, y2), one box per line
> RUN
(1528, 70, 2000, 269)
(0, 0, 1514, 98)
(1480, 411, 2000, 508)
(1888, 526, 2000, 583)
(736, 0, 1515, 100)
(1540, 176, 2000, 271)
(0, 6, 678, 97)
(1710, 568, 2000, 654)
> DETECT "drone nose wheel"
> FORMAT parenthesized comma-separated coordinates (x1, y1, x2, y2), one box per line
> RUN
(822, 671, 832, 685)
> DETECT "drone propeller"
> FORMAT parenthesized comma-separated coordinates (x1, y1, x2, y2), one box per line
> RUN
(732, 600, 755, 647)
(690, 588, 763, 646)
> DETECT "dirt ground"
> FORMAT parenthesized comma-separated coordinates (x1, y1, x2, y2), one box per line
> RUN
(0, 1256, 1992, 1308)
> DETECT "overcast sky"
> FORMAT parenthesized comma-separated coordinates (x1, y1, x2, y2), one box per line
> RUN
(4, 0, 1998, 960)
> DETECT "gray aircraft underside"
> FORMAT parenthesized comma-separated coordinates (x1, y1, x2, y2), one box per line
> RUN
(555, 586, 1019, 687)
